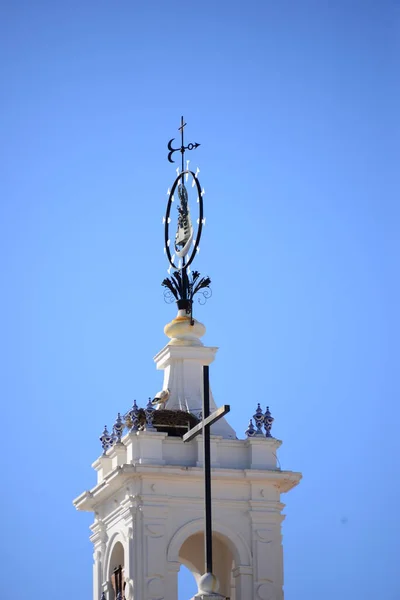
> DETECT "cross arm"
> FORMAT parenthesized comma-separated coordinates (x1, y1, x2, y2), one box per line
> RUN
(183, 405, 230, 443)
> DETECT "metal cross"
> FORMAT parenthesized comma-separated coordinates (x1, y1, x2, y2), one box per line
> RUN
(178, 115, 186, 145)
(183, 366, 230, 576)
(167, 115, 200, 171)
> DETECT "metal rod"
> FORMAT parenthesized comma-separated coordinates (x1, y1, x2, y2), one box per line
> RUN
(180, 115, 185, 174)
(203, 365, 213, 574)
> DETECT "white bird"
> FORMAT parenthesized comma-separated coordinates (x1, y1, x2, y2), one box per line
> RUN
(151, 389, 170, 409)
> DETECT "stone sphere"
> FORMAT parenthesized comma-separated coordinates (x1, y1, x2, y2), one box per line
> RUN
(198, 572, 220, 593)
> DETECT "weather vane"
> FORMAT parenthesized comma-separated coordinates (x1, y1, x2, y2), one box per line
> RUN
(167, 116, 200, 171)
(162, 117, 211, 323)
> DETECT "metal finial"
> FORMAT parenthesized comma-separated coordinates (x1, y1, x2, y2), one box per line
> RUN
(145, 397, 156, 431)
(99, 425, 113, 455)
(167, 116, 200, 172)
(264, 406, 274, 438)
(163, 118, 210, 324)
(245, 419, 256, 438)
(113, 412, 124, 444)
(253, 403, 264, 436)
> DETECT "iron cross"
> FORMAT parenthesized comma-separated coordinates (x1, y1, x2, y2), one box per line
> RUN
(167, 115, 200, 172)
(183, 366, 230, 575)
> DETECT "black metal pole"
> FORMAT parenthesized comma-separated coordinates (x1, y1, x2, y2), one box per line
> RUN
(203, 365, 213, 574)
(180, 115, 185, 174)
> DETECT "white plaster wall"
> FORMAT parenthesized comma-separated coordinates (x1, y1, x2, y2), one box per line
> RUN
(92, 431, 282, 484)
(77, 433, 301, 600)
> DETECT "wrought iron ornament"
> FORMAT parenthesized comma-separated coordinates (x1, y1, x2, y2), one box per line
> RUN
(162, 117, 211, 323)
(167, 116, 200, 170)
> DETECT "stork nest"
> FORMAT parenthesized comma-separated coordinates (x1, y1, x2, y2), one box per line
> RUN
(126, 409, 199, 437)
(153, 409, 199, 432)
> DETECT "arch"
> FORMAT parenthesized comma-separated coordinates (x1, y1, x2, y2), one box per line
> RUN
(178, 565, 198, 599)
(167, 517, 251, 568)
(108, 541, 124, 579)
(103, 532, 127, 582)
(179, 531, 235, 598)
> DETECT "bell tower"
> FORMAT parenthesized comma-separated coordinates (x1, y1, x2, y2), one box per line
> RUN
(73, 118, 301, 600)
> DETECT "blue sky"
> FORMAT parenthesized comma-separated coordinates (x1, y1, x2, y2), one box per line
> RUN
(0, 1, 399, 599)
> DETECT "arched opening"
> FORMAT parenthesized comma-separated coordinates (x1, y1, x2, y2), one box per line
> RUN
(108, 541, 125, 600)
(178, 564, 198, 600)
(178, 532, 235, 599)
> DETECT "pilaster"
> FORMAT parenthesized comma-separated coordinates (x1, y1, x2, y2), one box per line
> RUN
(249, 501, 286, 600)
(137, 430, 167, 465)
(109, 442, 127, 469)
(124, 430, 139, 464)
(141, 503, 170, 600)
(89, 519, 109, 600)
(92, 551, 102, 600)
(165, 561, 180, 600)
(195, 435, 221, 468)
(232, 565, 253, 600)
(246, 437, 282, 470)
(93, 455, 112, 483)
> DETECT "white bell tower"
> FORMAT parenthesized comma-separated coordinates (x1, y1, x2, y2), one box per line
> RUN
(73, 313, 301, 600)
(73, 118, 301, 600)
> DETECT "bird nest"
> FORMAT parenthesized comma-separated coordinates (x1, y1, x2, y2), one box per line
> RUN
(153, 409, 199, 434)
(125, 408, 199, 437)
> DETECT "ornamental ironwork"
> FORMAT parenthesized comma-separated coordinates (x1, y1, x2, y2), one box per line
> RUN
(162, 117, 211, 322)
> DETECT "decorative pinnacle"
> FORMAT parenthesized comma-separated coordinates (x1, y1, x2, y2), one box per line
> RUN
(245, 405, 275, 439)
(167, 116, 200, 172)
(245, 419, 256, 438)
(113, 412, 124, 444)
(125, 399, 140, 432)
(99, 425, 113, 455)
(264, 406, 274, 437)
(145, 397, 156, 431)
(253, 403, 265, 436)
(163, 117, 209, 324)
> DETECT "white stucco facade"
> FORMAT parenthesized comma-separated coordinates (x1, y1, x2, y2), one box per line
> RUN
(74, 312, 301, 600)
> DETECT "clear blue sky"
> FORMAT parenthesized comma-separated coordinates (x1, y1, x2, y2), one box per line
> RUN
(0, 1, 399, 599)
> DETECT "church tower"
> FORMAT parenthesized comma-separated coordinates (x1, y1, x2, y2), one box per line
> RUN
(73, 119, 301, 600)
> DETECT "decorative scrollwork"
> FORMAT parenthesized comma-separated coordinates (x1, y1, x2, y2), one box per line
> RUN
(161, 270, 211, 306)
(163, 289, 176, 305)
(162, 269, 212, 325)
(197, 286, 212, 306)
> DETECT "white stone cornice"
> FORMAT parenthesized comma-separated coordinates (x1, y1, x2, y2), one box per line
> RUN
(73, 490, 93, 509)
(244, 436, 282, 450)
(73, 462, 301, 512)
(153, 343, 218, 367)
